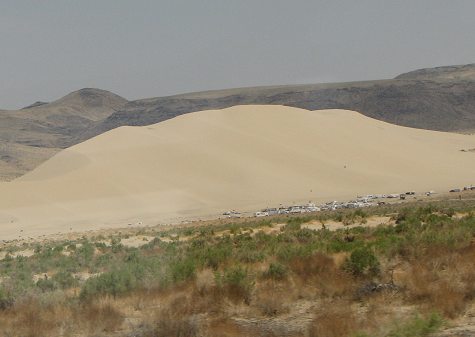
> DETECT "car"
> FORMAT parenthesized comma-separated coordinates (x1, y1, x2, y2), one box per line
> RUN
(255, 211, 269, 217)
(450, 188, 461, 193)
(228, 211, 241, 218)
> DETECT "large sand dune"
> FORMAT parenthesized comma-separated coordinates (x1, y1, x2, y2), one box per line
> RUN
(1, 105, 474, 239)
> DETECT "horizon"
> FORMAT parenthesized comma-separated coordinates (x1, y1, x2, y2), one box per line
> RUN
(1, 0, 475, 109)
(3, 61, 475, 110)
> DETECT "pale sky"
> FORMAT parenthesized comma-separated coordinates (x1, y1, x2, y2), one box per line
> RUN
(1, 0, 474, 109)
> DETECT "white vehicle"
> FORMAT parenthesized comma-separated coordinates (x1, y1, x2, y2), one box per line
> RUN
(228, 211, 241, 218)
(264, 208, 279, 216)
(255, 211, 269, 217)
(290, 207, 304, 214)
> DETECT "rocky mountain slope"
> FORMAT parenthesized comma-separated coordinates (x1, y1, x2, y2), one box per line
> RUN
(85, 76, 475, 142)
(0, 88, 127, 180)
(1, 63, 474, 180)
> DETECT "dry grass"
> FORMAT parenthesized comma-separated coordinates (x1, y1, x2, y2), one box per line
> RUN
(78, 301, 124, 333)
(308, 301, 358, 337)
(403, 244, 475, 318)
(2, 202, 475, 337)
(289, 252, 354, 297)
(254, 281, 290, 317)
(151, 311, 200, 337)
(2, 298, 62, 337)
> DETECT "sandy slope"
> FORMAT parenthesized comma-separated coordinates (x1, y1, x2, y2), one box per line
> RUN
(1, 105, 474, 239)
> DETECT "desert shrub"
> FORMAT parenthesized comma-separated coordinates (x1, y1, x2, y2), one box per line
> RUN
(74, 241, 95, 267)
(170, 258, 197, 283)
(52, 244, 64, 254)
(236, 248, 265, 263)
(280, 215, 313, 228)
(263, 263, 287, 280)
(294, 228, 315, 243)
(344, 247, 380, 277)
(95, 252, 114, 269)
(197, 241, 232, 270)
(275, 242, 314, 261)
(36, 278, 57, 292)
(183, 228, 195, 236)
(283, 218, 303, 231)
(334, 212, 344, 222)
(80, 267, 139, 299)
(4, 267, 35, 297)
(386, 313, 442, 337)
(52, 270, 78, 289)
(94, 241, 107, 250)
(0, 286, 14, 310)
(216, 266, 253, 304)
(353, 208, 367, 219)
(111, 239, 124, 253)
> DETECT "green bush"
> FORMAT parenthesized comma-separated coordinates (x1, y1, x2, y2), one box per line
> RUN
(36, 278, 57, 292)
(170, 258, 196, 283)
(0, 286, 14, 310)
(387, 313, 443, 337)
(80, 267, 139, 300)
(199, 243, 232, 270)
(263, 263, 287, 280)
(52, 270, 78, 289)
(216, 266, 254, 304)
(345, 247, 380, 277)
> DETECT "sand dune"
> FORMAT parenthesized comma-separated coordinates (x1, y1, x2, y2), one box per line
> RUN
(1, 105, 474, 239)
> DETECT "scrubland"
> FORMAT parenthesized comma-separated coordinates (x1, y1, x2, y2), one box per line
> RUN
(1, 196, 475, 336)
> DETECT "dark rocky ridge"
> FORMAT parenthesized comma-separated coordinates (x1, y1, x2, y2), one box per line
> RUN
(81, 64, 475, 142)
(395, 63, 475, 81)
(22, 101, 49, 109)
(1, 63, 475, 180)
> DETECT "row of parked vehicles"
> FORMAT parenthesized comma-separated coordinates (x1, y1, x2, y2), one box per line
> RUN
(450, 185, 475, 193)
(223, 185, 475, 219)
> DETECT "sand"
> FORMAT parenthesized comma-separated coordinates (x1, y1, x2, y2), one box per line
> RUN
(0, 105, 474, 240)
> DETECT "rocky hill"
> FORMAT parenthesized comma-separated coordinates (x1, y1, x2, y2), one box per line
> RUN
(395, 63, 475, 81)
(0, 88, 127, 180)
(1, 63, 474, 180)
(82, 63, 475, 142)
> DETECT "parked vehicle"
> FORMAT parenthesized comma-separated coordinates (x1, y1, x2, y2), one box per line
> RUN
(255, 211, 269, 217)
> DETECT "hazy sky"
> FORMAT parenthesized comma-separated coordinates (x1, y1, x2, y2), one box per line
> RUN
(1, 0, 474, 109)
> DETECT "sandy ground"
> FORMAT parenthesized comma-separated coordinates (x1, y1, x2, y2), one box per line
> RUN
(302, 216, 394, 231)
(0, 105, 474, 240)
